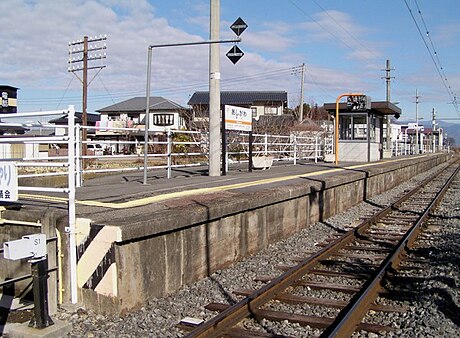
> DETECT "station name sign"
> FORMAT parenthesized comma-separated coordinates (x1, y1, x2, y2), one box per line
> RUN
(224, 105, 252, 132)
(0, 162, 18, 201)
(347, 95, 371, 111)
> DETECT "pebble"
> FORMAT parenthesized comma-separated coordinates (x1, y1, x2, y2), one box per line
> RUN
(55, 163, 460, 337)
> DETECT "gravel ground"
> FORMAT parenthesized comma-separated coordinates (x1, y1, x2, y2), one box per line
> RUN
(54, 162, 459, 338)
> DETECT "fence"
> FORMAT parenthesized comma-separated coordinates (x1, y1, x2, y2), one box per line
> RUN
(74, 125, 331, 185)
(0, 106, 78, 304)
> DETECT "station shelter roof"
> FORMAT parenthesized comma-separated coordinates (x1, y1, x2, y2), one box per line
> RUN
(323, 101, 401, 117)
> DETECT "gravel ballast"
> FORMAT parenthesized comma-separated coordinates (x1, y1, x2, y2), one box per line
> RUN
(55, 162, 459, 337)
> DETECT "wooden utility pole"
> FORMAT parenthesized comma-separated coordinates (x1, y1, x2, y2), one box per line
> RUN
(82, 36, 88, 153)
(68, 35, 107, 164)
(299, 63, 305, 121)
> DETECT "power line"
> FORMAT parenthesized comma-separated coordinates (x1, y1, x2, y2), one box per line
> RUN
(414, 0, 458, 112)
(19, 66, 302, 107)
(310, 0, 380, 60)
(403, 0, 459, 115)
(288, 0, 377, 64)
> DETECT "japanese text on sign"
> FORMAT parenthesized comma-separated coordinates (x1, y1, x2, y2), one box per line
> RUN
(224, 105, 252, 132)
(0, 163, 18, 201)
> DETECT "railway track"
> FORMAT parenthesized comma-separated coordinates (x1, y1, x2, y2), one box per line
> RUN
(179, 160, 460, 338)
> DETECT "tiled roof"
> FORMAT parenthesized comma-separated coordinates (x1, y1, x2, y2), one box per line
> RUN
(188, 91, 288, 106)
(97, 97, 185, 112)
(48, 112, 100, 124)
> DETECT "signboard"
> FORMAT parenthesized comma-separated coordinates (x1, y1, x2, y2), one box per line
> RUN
(230, 17, 248, 36)
(226, 45, 244, 64)
(225, 105, 252, 132)
(347, 95, 371, 111)
(0, 162, 18, 201)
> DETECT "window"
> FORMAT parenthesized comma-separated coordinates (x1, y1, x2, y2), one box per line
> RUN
(251, 107, 257, 118)
(353, 115, 367, 140)
(153, 114, 174, 126)
(339, 115, 352, 140)
(339, 114, 368, 140)
(264, 105, 278, 115)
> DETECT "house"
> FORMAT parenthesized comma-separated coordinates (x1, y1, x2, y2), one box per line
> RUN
(0, 85, 18, 114)
(96, 96, 187, 133)
(323, 100, 402, 162)
(187, 91, 288, 124)
(48, 111, 100, 136)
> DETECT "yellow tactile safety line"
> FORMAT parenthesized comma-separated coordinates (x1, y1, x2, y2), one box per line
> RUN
(19, 155, 428, 209)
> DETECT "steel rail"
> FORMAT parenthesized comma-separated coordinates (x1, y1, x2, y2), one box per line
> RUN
(185, 161, 458, 338)
(322, 162, 460, 337)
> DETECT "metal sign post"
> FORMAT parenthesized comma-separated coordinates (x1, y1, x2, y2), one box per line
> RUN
(4, 234, 53, 329)
(224, 105, 252, 173)
(143, 38, 241, 184)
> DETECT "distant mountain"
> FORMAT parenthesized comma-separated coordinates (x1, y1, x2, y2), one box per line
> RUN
(440, 123, 460, 146)
(422, 121, 460, 146)
(396, 119, 460, 146)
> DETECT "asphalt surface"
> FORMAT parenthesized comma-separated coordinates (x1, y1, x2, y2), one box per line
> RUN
(76, 159, 361, 203)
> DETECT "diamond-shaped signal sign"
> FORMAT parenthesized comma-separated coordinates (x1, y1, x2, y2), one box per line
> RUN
(230, 17, 247, 36)
(226, 45, 244, 64)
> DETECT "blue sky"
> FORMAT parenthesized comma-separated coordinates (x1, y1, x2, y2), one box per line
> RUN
(2, 0, 459, 126)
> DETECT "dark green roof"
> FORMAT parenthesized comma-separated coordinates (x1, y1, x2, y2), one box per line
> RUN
(97, 97, 185, 113)
(188, 91, 288, 106)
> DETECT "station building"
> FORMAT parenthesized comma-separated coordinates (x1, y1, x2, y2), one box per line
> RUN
(323, 100, 401, 162)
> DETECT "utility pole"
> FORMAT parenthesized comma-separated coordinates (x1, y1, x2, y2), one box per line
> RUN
(209, 0, 221, 176)
(414, 89, 421, 154)
(382, 59, 394, 153)
(432, 107, 436, 152)
(82, 36, 88, 145)
(68, 35, 107, 160)
(299, 63, 305, 121)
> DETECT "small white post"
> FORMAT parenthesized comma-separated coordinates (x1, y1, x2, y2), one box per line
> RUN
(75, 124, 82, 188)
(264, 133, 268, 155)
(167, 129, 172, 179)
(315, 136, 318, 163)
(293, 134, 297, 165)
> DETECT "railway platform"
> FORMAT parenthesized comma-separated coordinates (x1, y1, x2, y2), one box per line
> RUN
(0, 153, 452, 315)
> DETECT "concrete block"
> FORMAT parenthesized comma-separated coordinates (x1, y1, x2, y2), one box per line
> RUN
(6, 319, 72, 338)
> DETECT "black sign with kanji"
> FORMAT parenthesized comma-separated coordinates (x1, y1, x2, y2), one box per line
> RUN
(347, 95, 371, 111)
(226, 45, 244, 64)
(230, 17, 247, 37)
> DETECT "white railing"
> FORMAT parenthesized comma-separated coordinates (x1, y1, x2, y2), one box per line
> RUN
(73, 126, 331, 185)
(0, 105, 78, 304)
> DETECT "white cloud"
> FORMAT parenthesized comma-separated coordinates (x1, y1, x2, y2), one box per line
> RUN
(301, 10, 381, 64)
(1, 0, 380, 112)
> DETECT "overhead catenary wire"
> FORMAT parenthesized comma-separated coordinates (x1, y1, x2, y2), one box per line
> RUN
(310, 0, 380, 61)
(403, 0, 459, 115)
(288, 0, 378, 65)
(414, 0, 458, 111)
(20, 66, 302, 107)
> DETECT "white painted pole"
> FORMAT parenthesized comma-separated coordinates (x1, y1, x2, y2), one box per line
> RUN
(75, 124, 82, 188)
(167, 130, 172, 179)
(67, 105, 78, 304)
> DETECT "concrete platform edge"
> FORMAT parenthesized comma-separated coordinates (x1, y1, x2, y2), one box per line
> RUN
(5, 319, 72, 338)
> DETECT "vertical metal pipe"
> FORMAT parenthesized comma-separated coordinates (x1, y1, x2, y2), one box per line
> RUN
(29, 258, 54, 329)
(75, 124, 81, 188)
(143, 47, 152, 184)
(167, 129, 172, 179)
(67, 105, 77, 304)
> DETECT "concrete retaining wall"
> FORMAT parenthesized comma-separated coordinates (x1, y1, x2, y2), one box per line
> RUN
(76, 154, 449, 313)
(0, 154, 450, 314)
